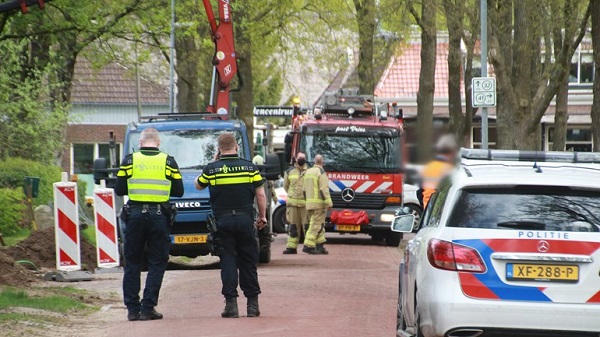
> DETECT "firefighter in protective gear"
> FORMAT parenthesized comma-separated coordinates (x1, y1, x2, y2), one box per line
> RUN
(115, 127, 184, 321)
(282, 152, 309, 254)
(302, 154, 332, 255)
(420, 134, 458, 208)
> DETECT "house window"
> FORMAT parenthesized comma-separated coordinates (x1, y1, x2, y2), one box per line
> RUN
(569, 52, 595, 86)
(472, 126, 497, 149)
(547, 127, 592, 152)
(73, 144, 94, 174)
(72, 143, 122, 174)
(99, 143, 122, 167)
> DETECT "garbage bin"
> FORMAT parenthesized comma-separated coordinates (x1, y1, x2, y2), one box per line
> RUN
(24, 176, 40, 198)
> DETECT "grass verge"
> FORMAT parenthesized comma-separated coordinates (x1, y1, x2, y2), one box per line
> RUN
(2, 228, 30, 247)
(0, 287, 90, 313)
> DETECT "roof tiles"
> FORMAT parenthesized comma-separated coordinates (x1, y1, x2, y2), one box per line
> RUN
(71, 58, 168, 105)
(375, 42, 463, 99)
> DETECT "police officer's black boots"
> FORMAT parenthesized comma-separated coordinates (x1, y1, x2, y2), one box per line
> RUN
(139, 309, 163, 320)
(221, 297, 239, 318)
(247, 296, 260, 317)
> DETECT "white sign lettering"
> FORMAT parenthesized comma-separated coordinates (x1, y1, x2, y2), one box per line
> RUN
(328, 173, 370, 180)
(335, 126, 366, 133)
(175, 201, 201, 209)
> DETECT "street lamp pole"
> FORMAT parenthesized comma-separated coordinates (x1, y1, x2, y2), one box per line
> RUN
(480, 0, 488, 149)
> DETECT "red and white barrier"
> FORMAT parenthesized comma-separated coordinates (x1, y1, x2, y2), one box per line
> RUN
(93, 183, 120, 268)
(53, 172, 81, 271)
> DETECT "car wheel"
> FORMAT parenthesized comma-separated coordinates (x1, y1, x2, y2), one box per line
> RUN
(385, 231, 402, 246)
(272, 205, 287, 233)
(404, 203, 423, 231)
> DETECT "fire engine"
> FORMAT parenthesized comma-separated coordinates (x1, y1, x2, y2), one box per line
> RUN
(286, 89, 421, 246)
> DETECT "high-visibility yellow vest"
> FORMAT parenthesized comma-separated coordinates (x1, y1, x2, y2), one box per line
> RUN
(128, 152, 171, 202)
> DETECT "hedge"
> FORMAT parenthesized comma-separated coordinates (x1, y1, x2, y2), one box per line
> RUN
(0, 188, 27, 235)
(0, 158, 62, 206)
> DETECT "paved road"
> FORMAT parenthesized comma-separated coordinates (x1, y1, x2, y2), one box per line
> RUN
(102, 234, 402, 337)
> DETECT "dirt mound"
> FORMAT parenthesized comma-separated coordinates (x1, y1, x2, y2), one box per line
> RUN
(4, 227, 97, 272)
(0, 249, 40, 285)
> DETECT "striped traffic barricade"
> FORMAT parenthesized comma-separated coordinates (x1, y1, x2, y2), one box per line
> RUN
(52, 172, 81, 271)
(93, 181, 120, 268)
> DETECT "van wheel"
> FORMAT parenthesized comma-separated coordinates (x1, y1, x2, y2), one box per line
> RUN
(259, 245, 271, 264)
(272, 205, 287, 233)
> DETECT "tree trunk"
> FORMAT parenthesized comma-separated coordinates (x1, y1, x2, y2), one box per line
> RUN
(232, 18, 254, 153)
(552, 64, 569, 151)
(175, 34, 201, 113)
(592, 0, 600, 151)
(444, 0, 466, 144)
(489, 0, 588, 150)
(416, 0, 437, 162)
(354, 0, 376, 94)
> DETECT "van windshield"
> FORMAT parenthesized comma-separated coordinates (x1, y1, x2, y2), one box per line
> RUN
(448, 186, 600, 232)
(128, 129, 245, 170)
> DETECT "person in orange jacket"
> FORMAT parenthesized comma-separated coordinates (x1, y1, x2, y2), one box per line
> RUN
(419, 134, 458, 208)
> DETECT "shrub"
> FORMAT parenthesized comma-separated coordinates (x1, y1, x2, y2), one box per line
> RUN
(0, 188, 26, 235)
(0, 158, 62, 206)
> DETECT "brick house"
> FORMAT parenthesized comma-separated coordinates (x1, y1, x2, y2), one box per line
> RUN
(64, 58, 169, 195)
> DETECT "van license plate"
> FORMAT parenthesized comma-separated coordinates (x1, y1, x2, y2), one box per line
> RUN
(506, 263, 578, 282)
(172, 235, 207, 244)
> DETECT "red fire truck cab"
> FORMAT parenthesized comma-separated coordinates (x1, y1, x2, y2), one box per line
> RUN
(287, 89, 409, 246)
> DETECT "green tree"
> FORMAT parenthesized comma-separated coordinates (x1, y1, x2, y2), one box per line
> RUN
(0, 40, 67, 163)
(488, 0, 590, 149)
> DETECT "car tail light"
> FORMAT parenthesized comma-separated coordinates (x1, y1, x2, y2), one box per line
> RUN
(427, 239, 487, 273)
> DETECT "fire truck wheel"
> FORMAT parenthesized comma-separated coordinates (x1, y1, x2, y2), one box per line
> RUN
(385, 231, 402, 247)
(371, 233, 385, 242)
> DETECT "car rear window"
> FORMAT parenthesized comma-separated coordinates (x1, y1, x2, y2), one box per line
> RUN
(447, 186, 600, 232)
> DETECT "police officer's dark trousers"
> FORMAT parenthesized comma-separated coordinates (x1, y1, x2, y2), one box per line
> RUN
(216, 212, 261, 299)
(123, 205, 170, 314)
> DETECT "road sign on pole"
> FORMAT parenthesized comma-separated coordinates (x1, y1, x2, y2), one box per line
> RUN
(472, 77, 496, 108)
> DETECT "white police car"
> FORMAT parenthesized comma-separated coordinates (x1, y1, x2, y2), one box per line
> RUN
(392, 149, 600, 337)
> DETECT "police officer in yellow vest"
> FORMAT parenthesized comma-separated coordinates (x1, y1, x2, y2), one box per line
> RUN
(282, 152, 309, 254)
(302, 154, 332, 255)
(420, 134, 458, 208)
(115, 127, 184, 321)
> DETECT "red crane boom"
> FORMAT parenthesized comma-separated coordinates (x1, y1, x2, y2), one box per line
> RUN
(201, 0, 238, 117)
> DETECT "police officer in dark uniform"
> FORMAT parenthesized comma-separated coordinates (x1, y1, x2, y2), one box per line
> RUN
(195, 132, 267, 318)
(115, 127, 184, 321)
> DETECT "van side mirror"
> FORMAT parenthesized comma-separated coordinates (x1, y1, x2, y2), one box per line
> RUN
(93, 158, 118, 187)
